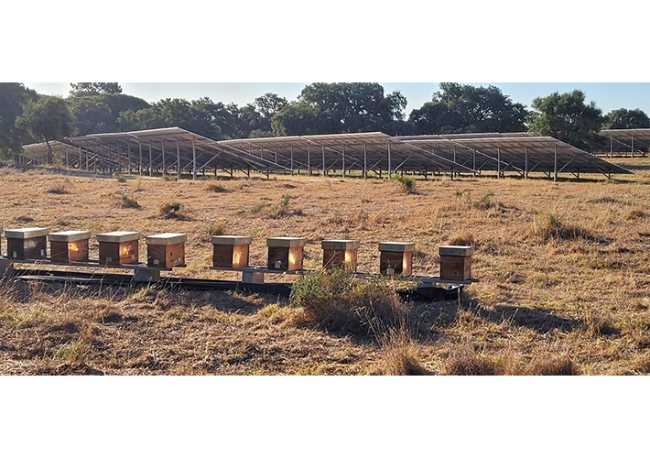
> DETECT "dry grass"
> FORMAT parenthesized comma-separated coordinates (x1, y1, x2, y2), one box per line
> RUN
(2, 159, 650, 375)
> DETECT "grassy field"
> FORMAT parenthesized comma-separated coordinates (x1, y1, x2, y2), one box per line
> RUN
(1, 159, 650, 375)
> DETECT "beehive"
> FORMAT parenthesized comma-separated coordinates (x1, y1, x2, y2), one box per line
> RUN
(97, 231, 140, 265)
(439, 246, 474, 281)
(146, 233, 187, 268)
(379, 242, 415, 277)
(321, 240, 360, 271)
(5, 228, 49, 260)
(211, 236, 252, 269)
(48, 231, 91, 263)
(267, 237, 305, 271)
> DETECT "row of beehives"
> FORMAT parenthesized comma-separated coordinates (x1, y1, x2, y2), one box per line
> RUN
(0, 227, 474, 281)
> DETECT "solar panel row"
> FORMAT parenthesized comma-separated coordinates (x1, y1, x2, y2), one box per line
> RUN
(18, 127, 632, 179)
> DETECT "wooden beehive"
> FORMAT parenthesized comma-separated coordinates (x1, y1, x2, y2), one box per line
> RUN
(146, 233, 187, 268)
(211, 236, 253, 269)
(97, 231, 140, 265)
(267, 237, 305, 271)
(379, 242, 415, 277)
(5, 227, 49, 260)
(321, 240, 360, 271)
(439, 246, 474, 281)
(48, 231, 91, 263)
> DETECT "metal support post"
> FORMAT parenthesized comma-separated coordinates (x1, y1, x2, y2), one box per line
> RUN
(290, 145, 294, 174)
(138, 142, 142, 175)
(148, 143, 153, 177)
(363, 142, 367, 180)
(387, 142, 392, 178)
(176, 140, 181, 180)
(192, 138, 197, 180)
(342, 144, 346, 178)
(554, 146, 558, 182)
(497, 147, 501, 179)
(307, 144, 311, 175)
(161, 140, 166, 176)
(322, 145, 326, 177)
(524, 147, 528, 179)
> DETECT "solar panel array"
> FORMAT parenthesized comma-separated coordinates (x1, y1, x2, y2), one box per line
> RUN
(17, 127, 631, 179)
(600, 128, 650, 156)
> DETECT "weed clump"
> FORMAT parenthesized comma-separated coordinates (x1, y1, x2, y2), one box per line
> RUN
(393, 175, 417, 194)
(113, 173, 126, 183)
(119, 193, 141, 209)
(207, 183, 229, 193)
(159, 202, 182, 218)
(290, 269, 408, 338)
(47, 181, 69, 194)
(530, 213, 594, 242)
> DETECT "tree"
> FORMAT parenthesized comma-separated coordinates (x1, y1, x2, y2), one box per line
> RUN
(68, 97, 114, 135)
(271, 101, 326, 136)
(254, 93, 288, 120)
(408, 83, 527, 135)
(604, 108, 650, 129)
(17, 95, 74, 163)
(69, 82, 122, 97)
(527, 90, 603, 152)
(0, 83, 36, 156)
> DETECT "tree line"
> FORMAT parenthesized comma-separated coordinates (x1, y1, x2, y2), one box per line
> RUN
(1, 81, 649, 161)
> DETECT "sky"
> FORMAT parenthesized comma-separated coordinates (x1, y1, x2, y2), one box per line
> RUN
(22, 82, 650, 117)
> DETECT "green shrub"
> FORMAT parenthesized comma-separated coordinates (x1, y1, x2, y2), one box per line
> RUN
(159, 202, 182, 218)
(290, 269, 407, 338)
(113, 173, 126, 183)
(393, 174, 416, 194)
(119, 193, 141, 209)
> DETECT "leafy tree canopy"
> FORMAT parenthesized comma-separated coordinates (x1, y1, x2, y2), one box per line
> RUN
(604, 108, 650, 129)
(0, 83, 37, 155)
(409, 83, 527, 135)
(17, 95, 74, 162)
(297, 82, 407, 135)
(527, 90, 603, 152)
(69, 82, 122, 97)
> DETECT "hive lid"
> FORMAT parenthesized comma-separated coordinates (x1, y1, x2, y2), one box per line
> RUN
(146, 233, 187, 245)
(322, 240, 360, 250)
(5, 227, 50, 239)
(48, 230, 91, 242)
(267, 237, 305, 247)
(211, 235, 253, 245)
(439, 245, 474, 256)
(96, 231, 140, 243)
(378, 241, 415, 252)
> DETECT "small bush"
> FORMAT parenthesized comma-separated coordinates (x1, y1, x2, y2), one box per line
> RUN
(471, 191, 495, 210)
(207, 183, 229, 193)
(119, 193, 141, 209)
(206, 225, 225, 237)
(113, 173, 126, 183)
(159, 202, 182, 218)
(269, 195, 292, 219)
(290, 269, 407, 338)
(47, 182, 68, 194)
(393, 175, 416, 194)
(531, 213, 594, 242)
(162, 175, 178, 182)
(250, 203, 269, 214)
(443, 353, 497, 375)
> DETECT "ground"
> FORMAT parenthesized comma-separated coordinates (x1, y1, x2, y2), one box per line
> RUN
(1, 160, 650, 375)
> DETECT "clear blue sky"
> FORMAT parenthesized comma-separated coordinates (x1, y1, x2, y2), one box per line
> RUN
(23, 82, 650, 116)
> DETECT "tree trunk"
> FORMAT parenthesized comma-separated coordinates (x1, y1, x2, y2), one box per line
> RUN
(46, 140, 53, 164)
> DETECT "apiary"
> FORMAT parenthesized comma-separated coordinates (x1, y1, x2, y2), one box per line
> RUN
(211, 236, 253, 269)
(379, 241, 415, 277)
(5, 227, 49, 260)
(321, 240, 360, 271)
(439, 246, 474, 281)
(48, 230, 91, 263)
(267, 237, 305, 271)
(146, 233, 187, 268)
(97, 231, 140, 265)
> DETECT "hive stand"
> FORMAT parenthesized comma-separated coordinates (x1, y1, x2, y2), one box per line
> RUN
(146, 233, 187, 268)
(49, 231, 91, 263)
(211, 236, 252, 269)
(5, 228, 49, 260)
(379, 242, 415, 277)
(97, 231, 140, 265)
(322, 240, 360, 271)
(267, 237, 305, 271)
(439, 245, 474, 281)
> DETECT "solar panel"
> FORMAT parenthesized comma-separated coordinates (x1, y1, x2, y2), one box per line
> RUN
(600, 128, 650, 156)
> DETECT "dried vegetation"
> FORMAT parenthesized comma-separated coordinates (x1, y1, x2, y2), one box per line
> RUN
(1, 159, 650, 375)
